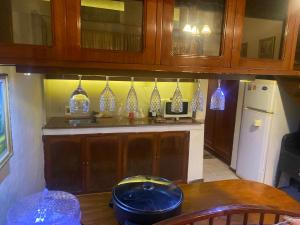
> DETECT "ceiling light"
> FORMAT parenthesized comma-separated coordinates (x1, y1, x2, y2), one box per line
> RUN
(201, 25, 212, 35)
(183, 24, 192, 33)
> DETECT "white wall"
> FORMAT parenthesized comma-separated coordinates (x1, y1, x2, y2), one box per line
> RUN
(243, 17, 284, 59)
(0, 66, 45, 225)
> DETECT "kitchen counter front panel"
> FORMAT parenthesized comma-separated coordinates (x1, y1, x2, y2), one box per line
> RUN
(43, 119, 204, 187)
(43, 120, 204, 189)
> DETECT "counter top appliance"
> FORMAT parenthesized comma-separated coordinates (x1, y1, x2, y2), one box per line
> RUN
(111, 175, 183, 225)
(162, 100, 192, 118)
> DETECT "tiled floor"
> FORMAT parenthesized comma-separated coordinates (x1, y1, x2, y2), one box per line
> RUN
(203, 152, 300, 203)
(203, 152, 239, 182)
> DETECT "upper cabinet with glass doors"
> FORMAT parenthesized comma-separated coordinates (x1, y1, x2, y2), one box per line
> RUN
(160, 0, 237, 67)
(0, 0, 65, 61)
(231, 0, 298, 70)
(65, 0, 157, 64)
(291, 13, 300, 71)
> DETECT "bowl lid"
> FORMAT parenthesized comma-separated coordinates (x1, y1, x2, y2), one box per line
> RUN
(113, 175, 183, 214)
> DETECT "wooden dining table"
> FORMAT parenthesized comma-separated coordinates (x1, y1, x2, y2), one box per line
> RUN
(77, 180, 300, 225)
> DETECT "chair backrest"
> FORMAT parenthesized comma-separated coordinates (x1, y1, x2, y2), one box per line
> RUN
(154, 205, 300, 225)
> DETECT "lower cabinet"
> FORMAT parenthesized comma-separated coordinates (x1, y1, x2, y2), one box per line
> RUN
(43, 131, 189, 194)
(123, 133, 157, 177)
(85, 135, 123, 193)
(43, 136, 84, 194)
(157, 132, 189, 183)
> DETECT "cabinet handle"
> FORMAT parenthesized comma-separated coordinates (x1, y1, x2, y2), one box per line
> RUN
(298, 169, 300, 176)
(86, 161, 89, 166)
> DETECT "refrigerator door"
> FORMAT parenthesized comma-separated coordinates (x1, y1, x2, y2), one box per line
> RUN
(236, 108, 272, 182)
(244, 80, 276, 113)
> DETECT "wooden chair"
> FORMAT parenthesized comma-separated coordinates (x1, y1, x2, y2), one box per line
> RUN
(154, 205, 300, 225)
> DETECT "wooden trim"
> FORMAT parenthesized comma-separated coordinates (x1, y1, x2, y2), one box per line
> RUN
(183, 131, 190, 184)
(15, 61, 300, 77)
(188, 179, 204, 184)
(81, 136, 87, 193)
(155, 0, 163, 65)
(154, 204, 300, 225)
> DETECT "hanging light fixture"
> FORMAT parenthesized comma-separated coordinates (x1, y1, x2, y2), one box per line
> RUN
(99, 76, 116, 116)
(210, 79, 225, 111)
(201, 24, 212, 35)
(69, 75, 90, 114)
(171, 78, 183, 113)
(126, 77, 139, 119)
(149, 78, 161, 117)
(183, 24, 192, 33)
(192, 79, 204, 113)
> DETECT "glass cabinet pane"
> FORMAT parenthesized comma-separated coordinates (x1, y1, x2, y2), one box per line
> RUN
(0, 0, 52, 46)
(294, 25, 300, 70)
(241, 0, 289, 59)
(172, 0, 226, 57)
(81, 0, 143, 52)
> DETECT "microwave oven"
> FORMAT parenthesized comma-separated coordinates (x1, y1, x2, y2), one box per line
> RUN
(162, 100, 192, 118)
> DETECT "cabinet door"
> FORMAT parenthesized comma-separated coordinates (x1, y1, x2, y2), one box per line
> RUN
(85, 135, 122, 192)
(204, 80, 239, 164)
(65, 0, 157, 64)
(157, 132, 189, 183)
(204, 83, 216, 149)
(0, 0, 65, 62)
(43, 135, 84, 194)
(123, 133, 156, 177)
(160, 0, 236, 67)
(231, 0, 297, 70)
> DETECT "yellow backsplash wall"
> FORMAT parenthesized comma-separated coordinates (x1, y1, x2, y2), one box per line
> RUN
(44, 79, 208, 119)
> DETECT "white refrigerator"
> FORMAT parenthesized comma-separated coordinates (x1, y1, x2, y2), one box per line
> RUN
(236, 79, 300, 185)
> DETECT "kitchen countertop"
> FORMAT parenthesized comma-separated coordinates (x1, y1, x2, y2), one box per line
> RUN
(44, 117, 204, 129)
(77, 180, 300, 225)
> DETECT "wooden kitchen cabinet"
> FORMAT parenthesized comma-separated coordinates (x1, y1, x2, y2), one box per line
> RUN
(64, 0, 157, 64)
(43, 135, 84, 194)
(231, 0, 298, 70)
(160, 0, 236, 68)
(157, 132, 189, 182)
(0, 0, 66, 62)
(43, 131, 189, 194)
(85, 135, 123, 193)
(123, 133, 157, 177)
(1, 0, 300, 75)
